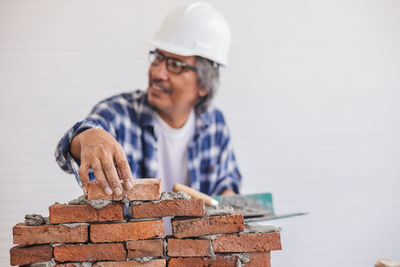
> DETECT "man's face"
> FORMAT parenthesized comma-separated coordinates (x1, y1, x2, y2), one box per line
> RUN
(147, 50, 206, 115)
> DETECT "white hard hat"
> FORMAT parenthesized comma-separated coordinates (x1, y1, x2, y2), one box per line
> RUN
(146, 2, 231, 66)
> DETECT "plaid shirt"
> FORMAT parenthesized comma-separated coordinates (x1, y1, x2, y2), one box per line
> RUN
(55, 90, 242, 195)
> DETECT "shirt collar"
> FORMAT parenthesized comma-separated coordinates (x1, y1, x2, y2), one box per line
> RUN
(196, 109, 212, 130)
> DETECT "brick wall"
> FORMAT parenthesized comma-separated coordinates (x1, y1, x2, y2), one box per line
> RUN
(10, 178, 281, 266)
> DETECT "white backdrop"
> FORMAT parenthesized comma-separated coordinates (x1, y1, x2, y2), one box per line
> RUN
(1, 0, 399, 266)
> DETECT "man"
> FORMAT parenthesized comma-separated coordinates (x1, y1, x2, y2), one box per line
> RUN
(55, 2, 241, 197)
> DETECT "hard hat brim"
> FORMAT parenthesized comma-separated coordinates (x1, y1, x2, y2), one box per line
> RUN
(146, 38, 228, 66)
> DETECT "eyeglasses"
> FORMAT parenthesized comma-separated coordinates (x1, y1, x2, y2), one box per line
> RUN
(148, 50, 197, 74)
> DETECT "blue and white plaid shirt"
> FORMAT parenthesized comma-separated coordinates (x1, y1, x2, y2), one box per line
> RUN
(55, 90, 242, 195)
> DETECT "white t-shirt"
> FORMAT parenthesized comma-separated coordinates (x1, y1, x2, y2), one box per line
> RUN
(153, 109, 196, 192)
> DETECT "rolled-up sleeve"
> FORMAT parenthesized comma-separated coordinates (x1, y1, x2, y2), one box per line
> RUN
(55, 99, 119, 185)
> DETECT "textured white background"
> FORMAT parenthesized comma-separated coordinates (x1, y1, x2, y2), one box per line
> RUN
(1, 0, 399, 266)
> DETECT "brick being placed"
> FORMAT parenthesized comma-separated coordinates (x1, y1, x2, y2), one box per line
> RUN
(88, 178, 162, 201)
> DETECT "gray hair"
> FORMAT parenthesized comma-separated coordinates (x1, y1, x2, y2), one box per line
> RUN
(195, 56, 220, 113)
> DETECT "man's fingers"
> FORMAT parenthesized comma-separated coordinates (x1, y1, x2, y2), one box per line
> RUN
(78, 165, 90, 194)
(77, 129, 132, 196)
(101, 156, 123, 195)
(114, 153, 134, 190)
(91, 160, 113, 195)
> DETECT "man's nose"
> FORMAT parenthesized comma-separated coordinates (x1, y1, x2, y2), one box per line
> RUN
(150, 60, 169, 80)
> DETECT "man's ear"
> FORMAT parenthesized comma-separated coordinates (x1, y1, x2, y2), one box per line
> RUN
(198, 88, 208, 97)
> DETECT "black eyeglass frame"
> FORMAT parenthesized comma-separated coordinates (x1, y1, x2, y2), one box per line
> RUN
(148, 50, 198, 74)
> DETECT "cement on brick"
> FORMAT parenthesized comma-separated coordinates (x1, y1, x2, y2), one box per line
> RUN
(232, 253, 250, 263)
(159, 191, 190, 200)
(62, 223, 89, 229)
(217, 195, 273, 217)
(68, 195, 113, 210)
(208, 239, 216, 257)
(244, 223, 281, 233)
(130, 191, 190, 206)
(95, 259, 166, 267)
(73, 264, 87, 267)
(205, 206, 234, 217)
(163, 239, 168, 257)
(128, 217, 162, 222)
(128, 257, 158, 263)
(222, 253, 263, 267)
(28, 259, 56, 267)
(200, 234, 221, 240)
(57, 263, 92, 267)
(129, 201, 143, 206)
(25, 214, 47, 226)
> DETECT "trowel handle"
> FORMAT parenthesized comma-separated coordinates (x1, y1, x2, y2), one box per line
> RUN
(173, 183, 219, 207)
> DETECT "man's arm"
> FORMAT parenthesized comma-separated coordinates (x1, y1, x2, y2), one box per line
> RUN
(70, 128, 134, 196)
(55, 94, 138, 196)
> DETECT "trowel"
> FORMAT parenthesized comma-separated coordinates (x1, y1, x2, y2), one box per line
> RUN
(173, 183, 308, 222)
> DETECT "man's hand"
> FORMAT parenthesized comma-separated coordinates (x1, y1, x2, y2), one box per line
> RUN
(70, 128, 134, 195)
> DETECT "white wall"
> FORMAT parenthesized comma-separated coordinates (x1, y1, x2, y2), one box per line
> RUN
(1, 0, 399, 266)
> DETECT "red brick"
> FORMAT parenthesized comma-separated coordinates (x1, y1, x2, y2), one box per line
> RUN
(212, 232, 281, 252)
(172, 213, 244, 238)
(10, 244, 52, 266)
(94, 259, 166, 267)
(246, 252, 271, 267)
(49, 203, 124, 223)
(167, 253, 271, 267)
(13, 223, 88, 245)
(54, 243, 126, 262)
(88, 178, 161, 201)
(131, 199, 205, 218)
(168, 255, 237, 267)
(126, 239, 164, 257)
(167, 238, 210, 257)
(90, 220, 164, 242)
(54, 264, 77, 267)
